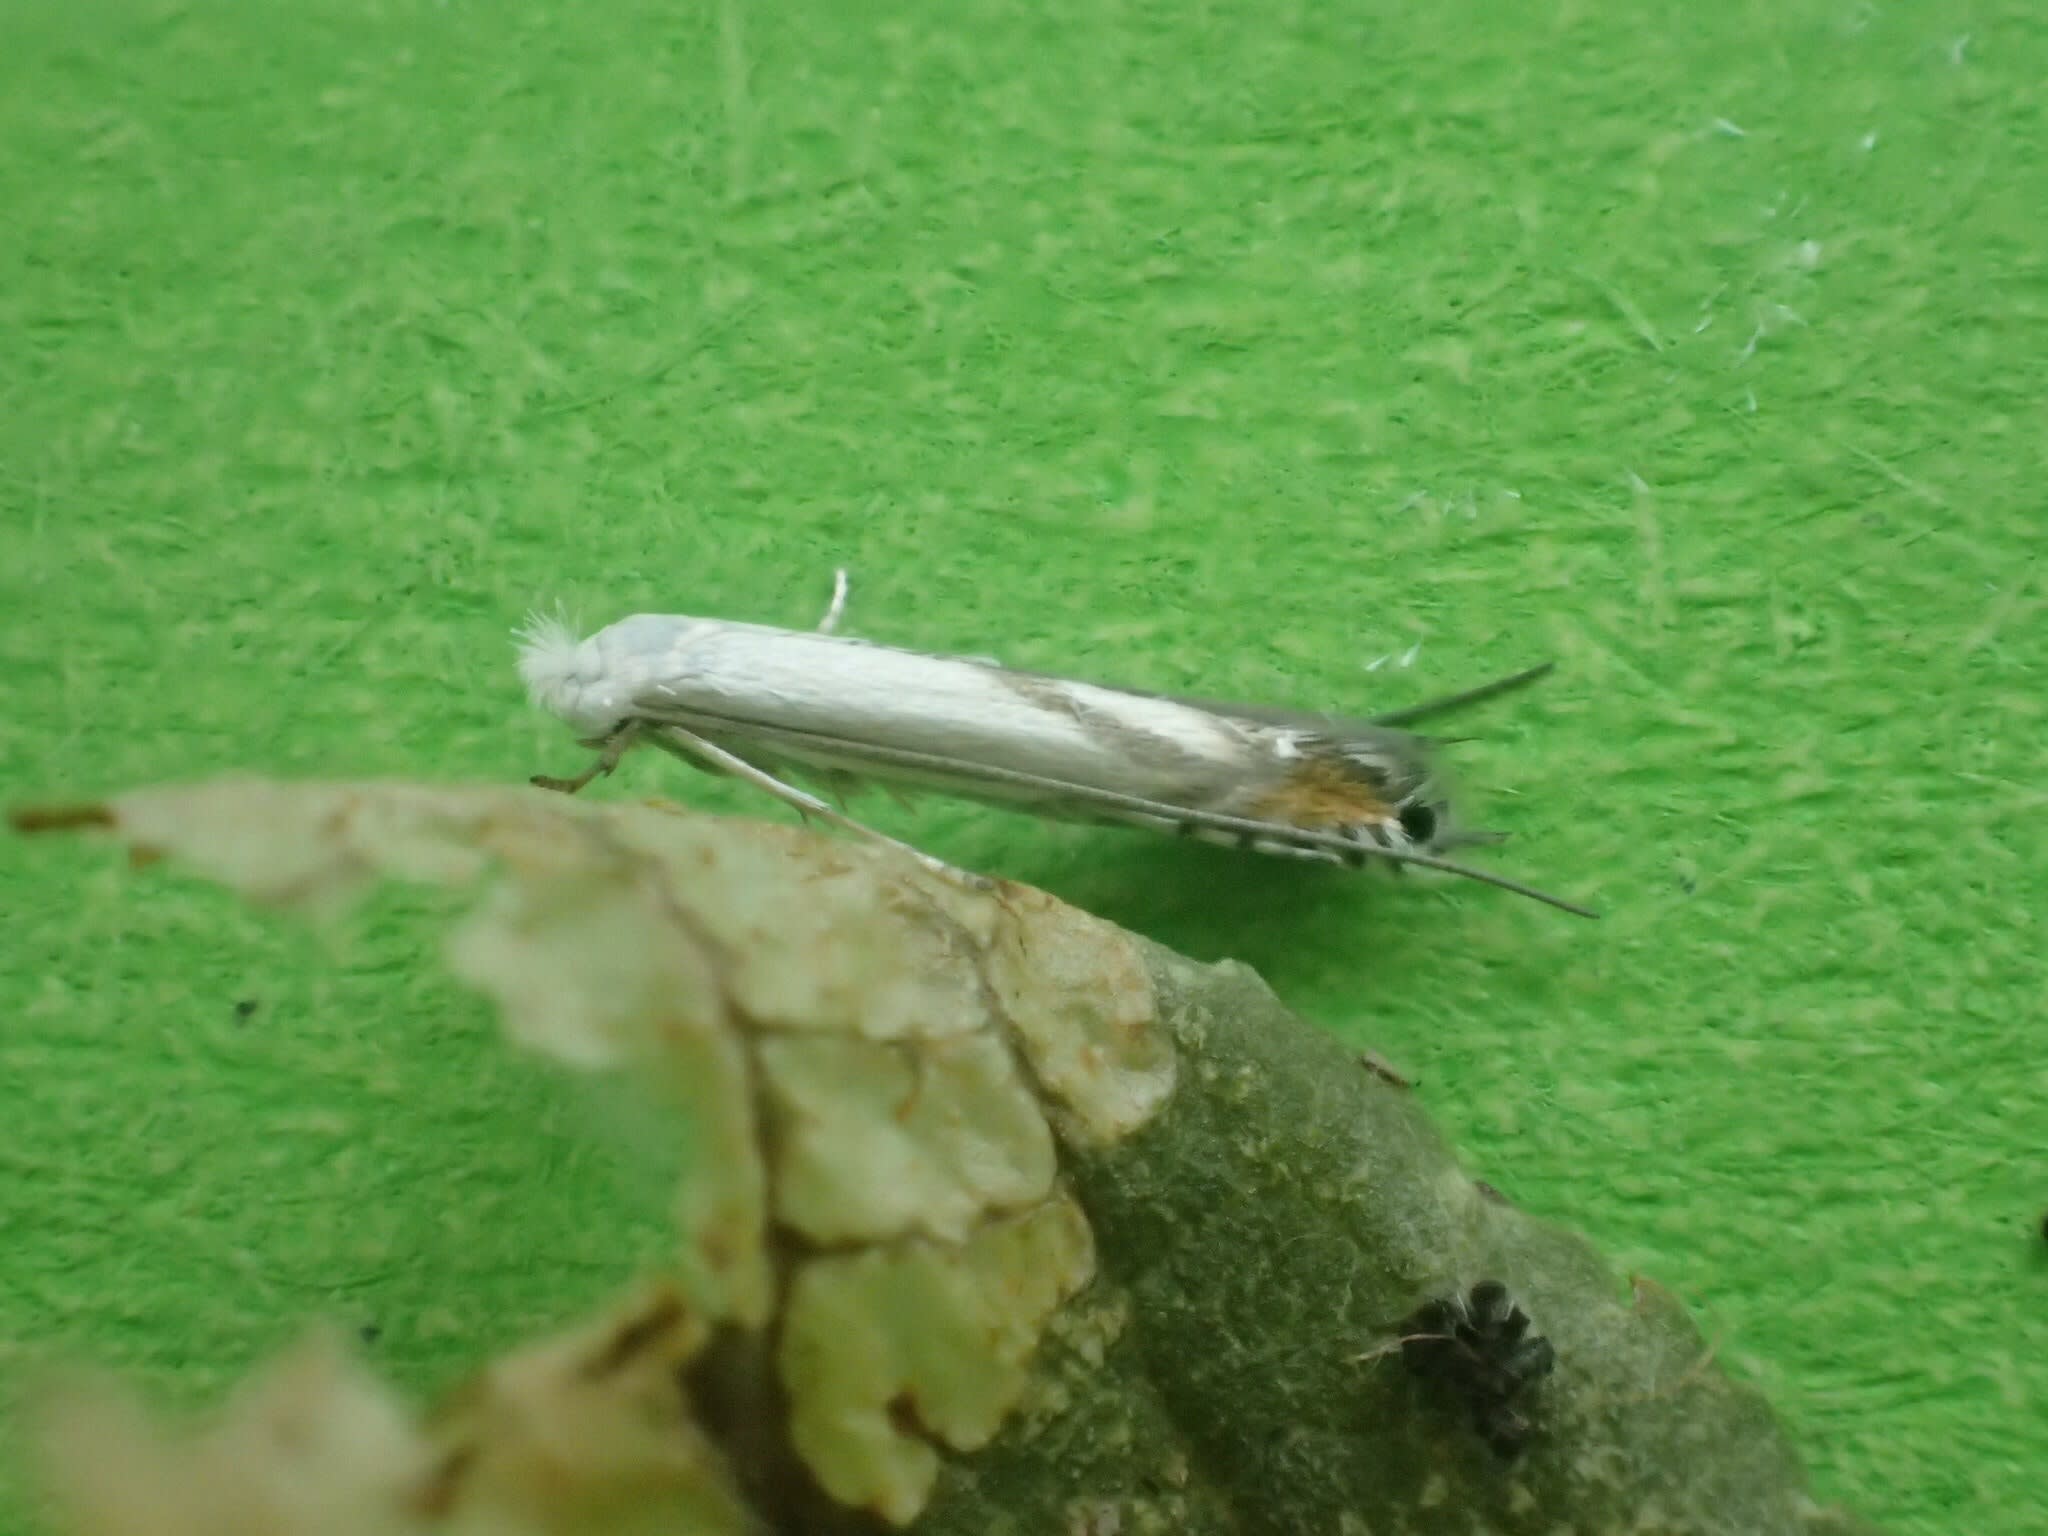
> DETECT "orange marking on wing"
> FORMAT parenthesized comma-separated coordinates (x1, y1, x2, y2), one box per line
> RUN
(1249, 756, 1394, 830)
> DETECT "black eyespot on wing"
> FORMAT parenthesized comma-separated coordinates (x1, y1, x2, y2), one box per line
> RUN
(1397, 801, 1440, 845)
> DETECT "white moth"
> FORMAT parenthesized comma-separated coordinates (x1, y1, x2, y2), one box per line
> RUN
(516, 575, 1595, 917)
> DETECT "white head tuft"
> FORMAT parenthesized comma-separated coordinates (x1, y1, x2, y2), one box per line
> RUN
(514, 606, 591, 714)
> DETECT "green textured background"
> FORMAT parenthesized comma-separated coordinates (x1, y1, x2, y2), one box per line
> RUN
(2, 1, 2042, 1531)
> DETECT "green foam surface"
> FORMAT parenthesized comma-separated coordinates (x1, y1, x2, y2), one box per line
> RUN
(3, 3, 2043, 1531)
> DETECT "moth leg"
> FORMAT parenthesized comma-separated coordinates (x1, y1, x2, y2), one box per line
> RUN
(816, 567, 851, 635)
(532, 721, 643, 794)
(813, 766, 862, 812)
(648, 723, 992, 889)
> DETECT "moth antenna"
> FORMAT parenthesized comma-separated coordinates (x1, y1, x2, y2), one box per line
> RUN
(1363, 843, 1598, 919)
(1368, 662, 1556, 729)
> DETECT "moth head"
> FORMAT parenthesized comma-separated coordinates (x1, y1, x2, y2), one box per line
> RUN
(1393, 784, 1510, 857)
(516, 610, 591, 697)
(1331, 732, 1459, 852)
(1347, 745, 1591, 916)
(514, 608, 634, 740)
(1362, 733, 1522, 860)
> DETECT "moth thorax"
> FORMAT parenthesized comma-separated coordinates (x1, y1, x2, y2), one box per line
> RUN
(1252, 755, 1399, 831)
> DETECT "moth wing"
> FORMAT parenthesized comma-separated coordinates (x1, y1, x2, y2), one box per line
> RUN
(618, 691, 1137, 818)
(1049, 683, 1439, 803)
(1067, 670, 1560, 850)
(1151, 697, 1439, 758)
(619, 691, 1594, 916)
(1071, 665, 1559, 824)
(620, 654, 1274, 813)
(991, 664, 1370, 736)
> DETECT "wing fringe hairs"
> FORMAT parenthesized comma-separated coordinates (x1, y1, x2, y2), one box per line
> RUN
(12, 781, 1870, 1536)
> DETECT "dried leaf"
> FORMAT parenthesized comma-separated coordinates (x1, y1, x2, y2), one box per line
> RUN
(14, 780, 1881, 1536)
(427, 1284, 752, 1536)
(32, 1330, 433, 1536)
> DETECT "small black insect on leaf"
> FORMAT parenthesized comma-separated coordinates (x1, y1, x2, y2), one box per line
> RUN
(1395, 1279, 1555, 1460)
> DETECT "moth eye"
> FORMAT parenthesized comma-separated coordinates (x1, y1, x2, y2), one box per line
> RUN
(1396, 801, 1440, 845)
